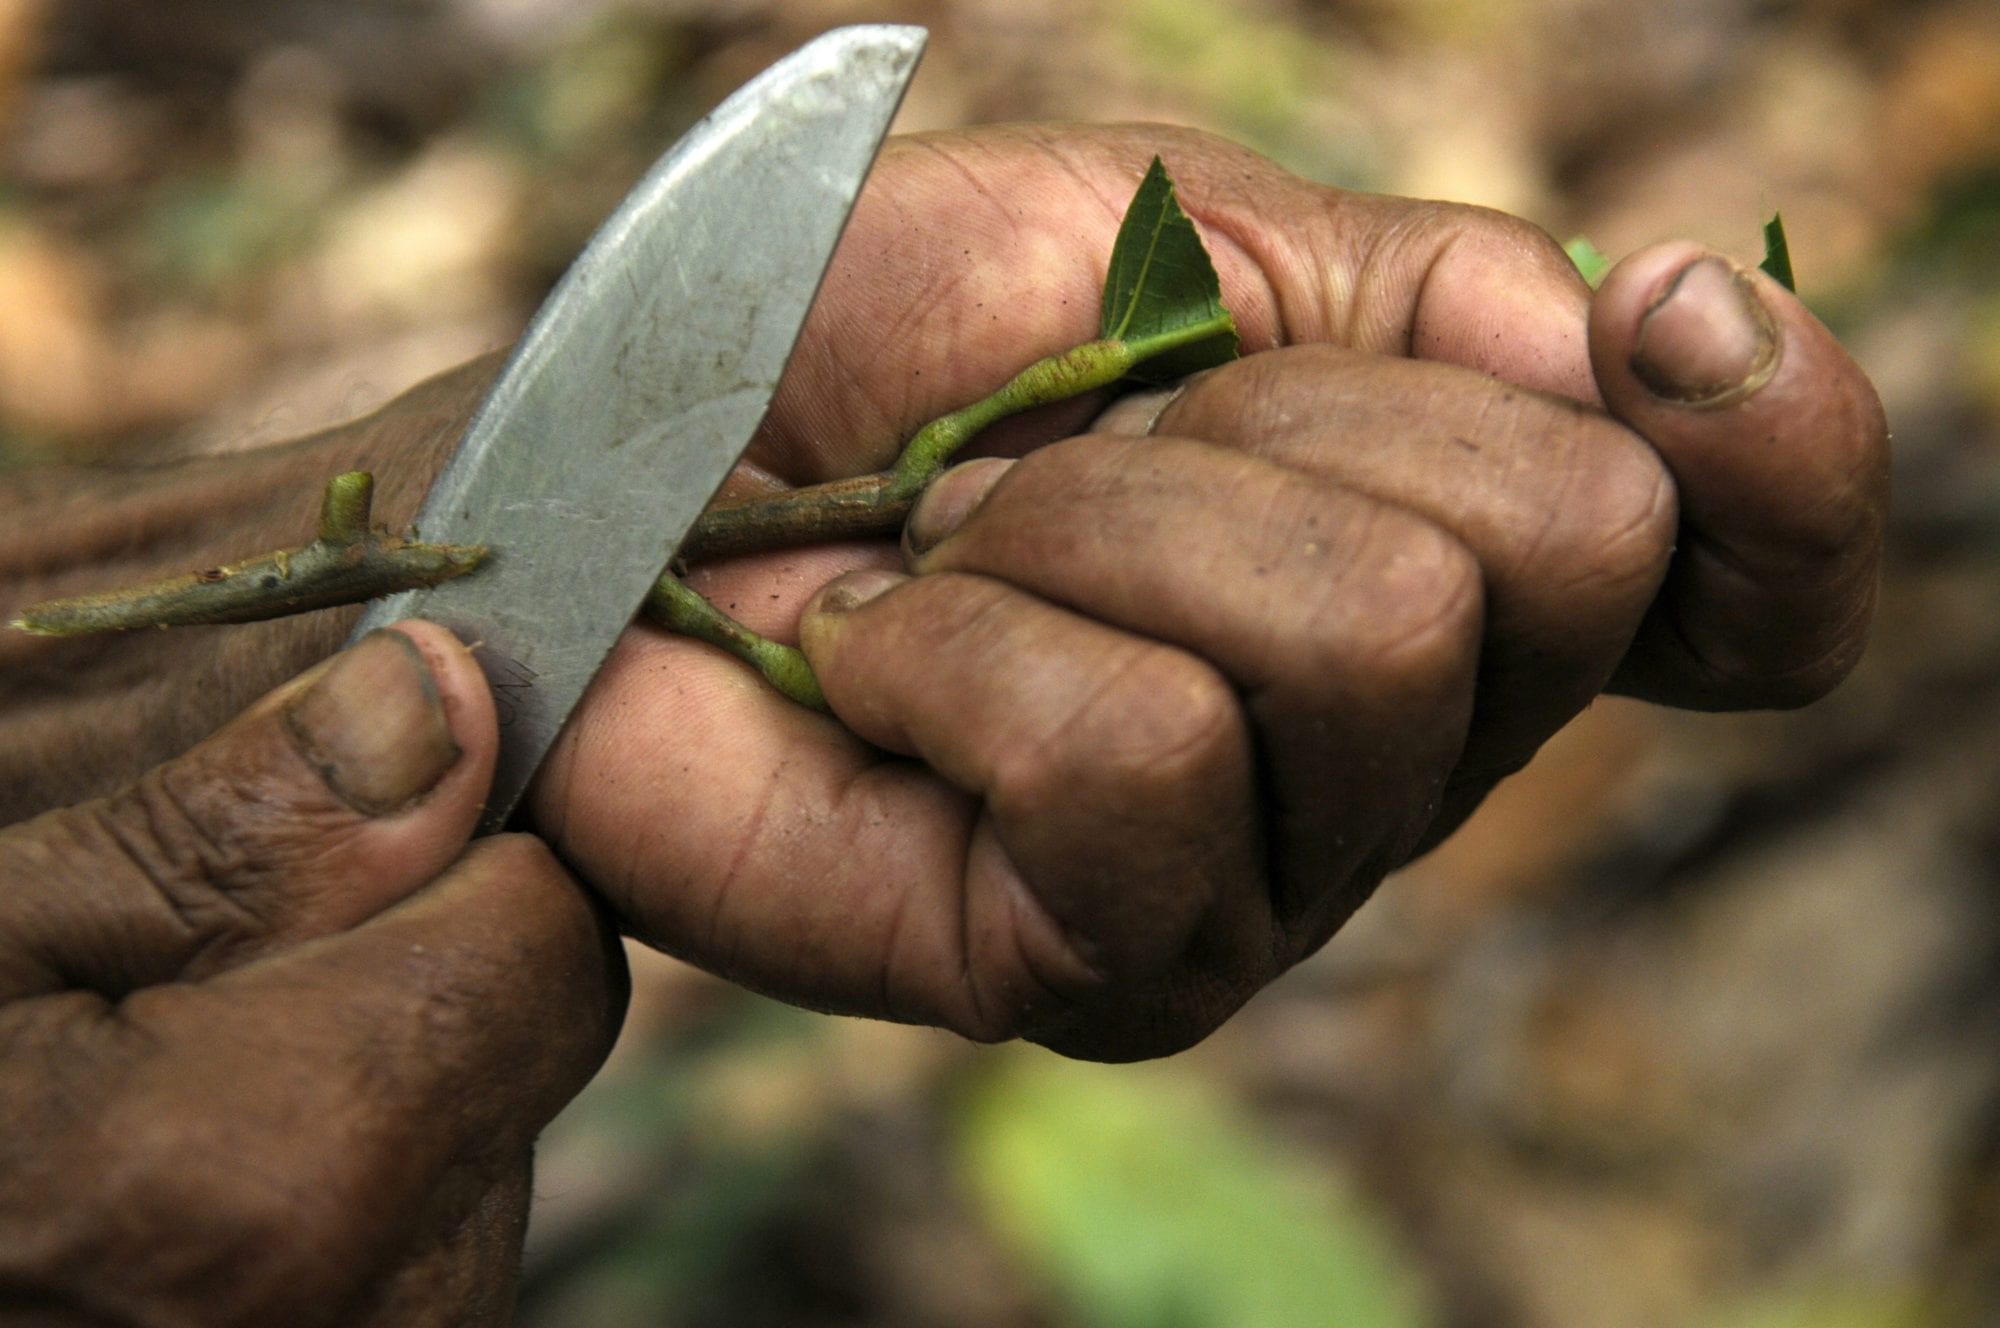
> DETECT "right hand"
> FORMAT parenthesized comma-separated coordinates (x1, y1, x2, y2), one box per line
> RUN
(527, 124, 1888, 1060)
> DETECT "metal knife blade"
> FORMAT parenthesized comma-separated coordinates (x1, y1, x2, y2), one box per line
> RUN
(348, 25, 925, 833)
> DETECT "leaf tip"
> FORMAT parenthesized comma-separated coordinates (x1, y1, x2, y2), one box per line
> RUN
(1099, 152, 1240, 382)
(1759, 212, 1796, 292)
(1565, 236, 1612, 287)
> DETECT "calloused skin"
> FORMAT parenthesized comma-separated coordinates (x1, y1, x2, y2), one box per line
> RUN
(531, 125, 1887, 1060)
(0, 624, 626, 1325)
(0, 119, 1886, 1323)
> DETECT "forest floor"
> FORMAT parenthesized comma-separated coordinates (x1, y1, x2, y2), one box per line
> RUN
(8, 2, 2000, 1324)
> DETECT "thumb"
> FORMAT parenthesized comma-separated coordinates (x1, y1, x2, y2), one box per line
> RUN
(1592, 244, 1891, 710)
(0, 623, 497, 1002)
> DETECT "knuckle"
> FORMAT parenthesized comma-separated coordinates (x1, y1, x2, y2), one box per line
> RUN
(982, 646, 1251, 993)
(948, 959, 1092, 1049)
(81, 733, 378, 979)
(1539, 438, 1678, 605)
(995, 643, 1242, 826)
(78, 1125, 343, 1322)
(77, 766, 270, 970)
(1317, 511, 1482, 695)
(112, 766, 247, 895)
(1404, 198, 1576, 282)
(1450, 202, 1576, 274)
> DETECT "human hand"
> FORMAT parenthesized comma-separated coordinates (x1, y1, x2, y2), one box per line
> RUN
(529, 124, 1886, 1061)
(0, 627, 624, 1325)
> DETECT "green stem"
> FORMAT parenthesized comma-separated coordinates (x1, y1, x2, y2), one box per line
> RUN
(10, 322, 1233, 699)
(650, 327, 1229, 706)
(319, 470, 377, 544)
(642, 574, 828, 711)
(11, 472, 485, 636)
(885, 337, 1140, 501)
(677, 472, 903, 565)
(677, 332, 1211, 565)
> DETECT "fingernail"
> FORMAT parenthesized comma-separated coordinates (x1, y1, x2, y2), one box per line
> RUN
(810, 568, 907, 616)
(904, 457, 1013, 559)
(1090, 384, 1187, 436)
(283, 630, 460, 816)
(1631, 256, 1779, 407)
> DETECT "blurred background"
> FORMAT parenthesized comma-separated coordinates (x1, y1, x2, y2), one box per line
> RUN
(5, 1, 1998, 1324)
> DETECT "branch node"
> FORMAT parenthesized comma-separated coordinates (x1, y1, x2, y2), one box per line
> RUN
(319, 471, 377, 545)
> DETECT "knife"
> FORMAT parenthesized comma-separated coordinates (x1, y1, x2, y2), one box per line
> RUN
(348, 25, 925, 834)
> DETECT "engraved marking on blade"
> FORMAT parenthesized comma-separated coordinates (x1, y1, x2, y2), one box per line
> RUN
(488, 655, 540, 727)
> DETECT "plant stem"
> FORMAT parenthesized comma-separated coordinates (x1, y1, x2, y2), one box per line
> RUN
(886, 337, 1139, 500)
(677, 472, 905, 565)
(643, 574, 828, 711)
(11, 472, 485, 636)
(11, 324, 1231, 685)
(671, 326, 1230, 566)
(639, 333, 1192, 710)
(8, 155, 1250, 719)
(672, 343, 1134, 568)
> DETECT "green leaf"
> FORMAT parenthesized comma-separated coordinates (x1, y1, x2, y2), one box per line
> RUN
(1760, 212, 1796, 292)
(1100, 157, 1240, 383)
(1702, 1284, 1939, 1328)
(956, 1051, 1429, 1328)
(1566, 235, 1612, 287)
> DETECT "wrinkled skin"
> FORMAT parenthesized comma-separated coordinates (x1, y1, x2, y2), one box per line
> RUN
(0, 626, 625, 1325)
(532, 125, 1887, 1060)
(0, 123, 1886, 1322)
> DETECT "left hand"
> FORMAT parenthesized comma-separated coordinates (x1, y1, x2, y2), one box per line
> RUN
(0, 626, 624, 1324)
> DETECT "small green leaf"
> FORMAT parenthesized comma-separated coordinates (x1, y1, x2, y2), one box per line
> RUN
(1760, 212, 1796, 292)
(1566, 236, 1612, 287)
(957, 1051, 1429, 1328)
(1100, 157, 1240, 383)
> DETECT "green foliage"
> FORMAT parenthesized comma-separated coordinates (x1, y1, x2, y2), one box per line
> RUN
(1566, 236, 1612, 287)
(1101, 157, 1240, 383)
(1568, 217, 1795, 293)
(1703, 1285, 1941, 1328)
(1118, 0, 1354, 183)
(957, 1051, 1429, 1328)
(142, 171, 320, 294)
(1760, 212, 1796, 292)
(477, 10, 690, 160)
(1896, 168, 2000, 281)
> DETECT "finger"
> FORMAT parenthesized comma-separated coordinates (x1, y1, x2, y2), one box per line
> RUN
(799, 566, 1272, 1060)
(748, 125, 1601, 488)
(539, 556, 1271, 1061)
(0, 833, 623, 1324)
(1590, 244, 1891, 709)
(0, 622, 496, 1001)
(1132, 345, 1676, 777)
(534, 489, 1469, 1062)
(531, 621, 1033, 1040)
(877, 435, 1483, 942)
